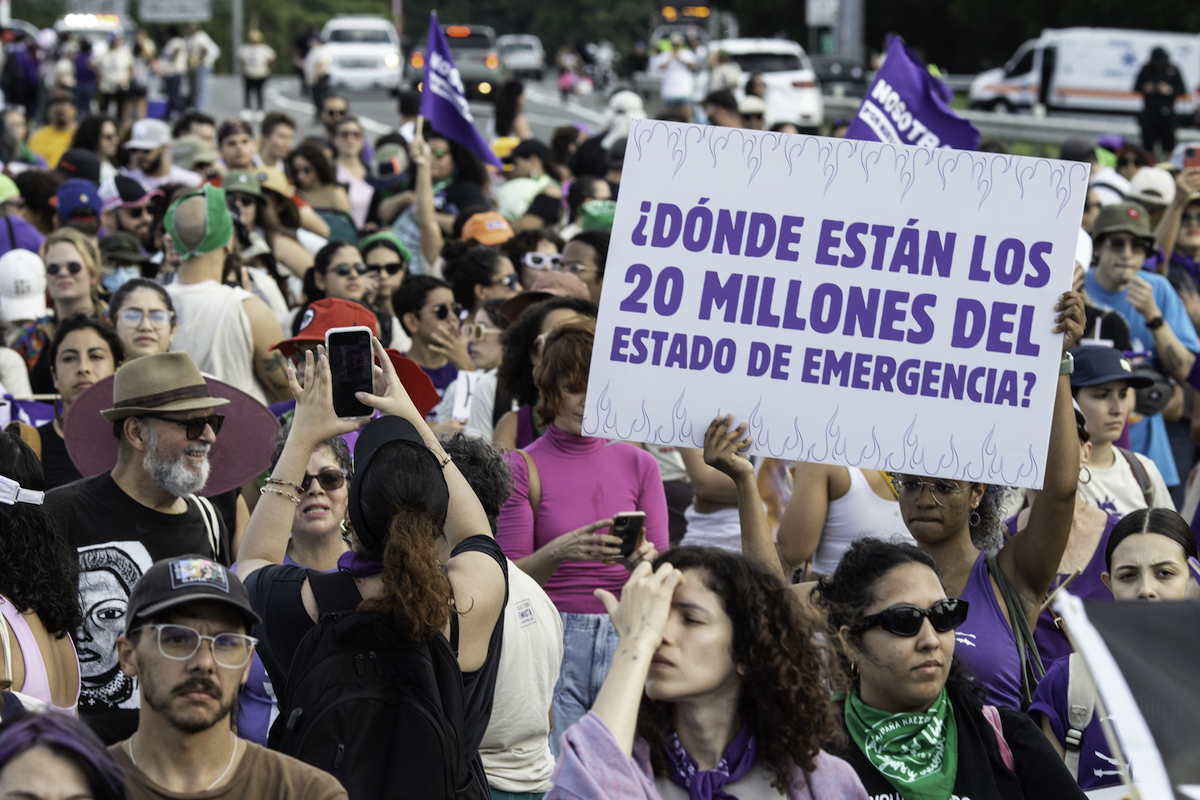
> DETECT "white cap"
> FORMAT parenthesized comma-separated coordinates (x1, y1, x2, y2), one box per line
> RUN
(738, 95, 768, 116)
(1128, 166, 1176, 209)
(0, 250, 48, 324)
(124, 118, 172, 151)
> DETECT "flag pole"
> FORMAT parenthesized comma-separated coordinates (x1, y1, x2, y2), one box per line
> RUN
(415, 115, 424, 142)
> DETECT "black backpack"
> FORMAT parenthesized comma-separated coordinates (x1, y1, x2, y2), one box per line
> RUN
(269, 569, 478, 800)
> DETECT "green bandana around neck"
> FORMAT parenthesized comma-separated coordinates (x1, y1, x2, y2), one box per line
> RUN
(844, 687, 958, 800)
(164, 184, 233, 262)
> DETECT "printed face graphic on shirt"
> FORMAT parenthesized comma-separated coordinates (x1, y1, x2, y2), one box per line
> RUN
(76, 542, 153, 711)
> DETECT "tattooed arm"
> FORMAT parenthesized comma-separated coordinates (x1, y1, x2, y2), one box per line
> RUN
(1126, 275, 1197, 383)
(243, 294, 293, 402)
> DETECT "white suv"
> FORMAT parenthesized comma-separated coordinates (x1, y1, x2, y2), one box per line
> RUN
(321, 16, 402, 92)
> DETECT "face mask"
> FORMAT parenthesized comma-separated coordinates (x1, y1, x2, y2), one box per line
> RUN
(102, 265, 141, 294)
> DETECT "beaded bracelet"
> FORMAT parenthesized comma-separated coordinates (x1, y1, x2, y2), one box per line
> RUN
(264, 477, 303, 494)
(436, 451, 453, 469)
(260, 486, 300, 506)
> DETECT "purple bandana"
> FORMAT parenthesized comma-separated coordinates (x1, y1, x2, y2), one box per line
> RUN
(337, 550, 383, 578)
(664, 724, 757, 800)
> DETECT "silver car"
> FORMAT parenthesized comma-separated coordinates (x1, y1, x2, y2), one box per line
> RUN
(497, 34, 546, 80)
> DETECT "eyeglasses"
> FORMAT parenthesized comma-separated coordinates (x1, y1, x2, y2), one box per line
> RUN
(890, 476, 969, 507)
(132, 624, 257, 669)
(337, 129, 363, 139)
(229, 194, 258, 207)
(46, 261, 84, 276)
(141, 413, 225, 440)
(522, 252, 561, 271)
(463, 322, 503, 341)
(562, 261, 597, 276)
(853, 598, 969, 637)
(492, 272, 520, 290)
(431, 148, 450, 159)
(1101, 235, 1154, 256)
(300, 468, 348, 492)
(427, 302, 463, 320)
(328, 262, 369, 277)
(118, 308, 174, 328)
(121, 205, 148, 219)
(1181, 212, 1200, 227)
(367, 262, 405, 276)
(1118, 158, 1145, 168)
(323, 107, 347, 118)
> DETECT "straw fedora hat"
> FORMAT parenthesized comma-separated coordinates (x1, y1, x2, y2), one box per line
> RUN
(100, 352, 231, 422)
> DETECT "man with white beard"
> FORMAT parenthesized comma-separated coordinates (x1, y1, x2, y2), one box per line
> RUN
(44, 351, 230, 745)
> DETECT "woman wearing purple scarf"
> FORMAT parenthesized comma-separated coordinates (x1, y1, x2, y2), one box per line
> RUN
(546, 544, 867, 799)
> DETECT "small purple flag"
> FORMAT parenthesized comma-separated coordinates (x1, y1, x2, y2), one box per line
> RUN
(846, 36, 980, 151)
(420, 13, 504, 170)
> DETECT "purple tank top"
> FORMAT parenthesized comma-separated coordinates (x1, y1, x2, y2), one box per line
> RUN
(1033, 513, 1120, 670)
(515, 405, 539, 449)
(955, 552, 1023, 709)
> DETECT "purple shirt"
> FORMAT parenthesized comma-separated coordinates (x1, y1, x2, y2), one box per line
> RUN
(956, 552, 1023, 709)
(1029, 657, 1119, 790)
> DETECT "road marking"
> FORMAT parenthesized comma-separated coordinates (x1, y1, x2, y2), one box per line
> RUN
(524, 83, 606, 124)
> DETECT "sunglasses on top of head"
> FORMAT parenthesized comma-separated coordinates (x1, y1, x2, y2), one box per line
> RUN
(853, 598, 969, 637)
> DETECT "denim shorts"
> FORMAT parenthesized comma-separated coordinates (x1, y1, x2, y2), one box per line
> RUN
(548, 612, 620, 757)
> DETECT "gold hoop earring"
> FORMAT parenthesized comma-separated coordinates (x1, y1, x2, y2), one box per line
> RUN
(340, 519, 350, 534)
(1079, 466, 1092, 485)
(850, 662, 859, 679)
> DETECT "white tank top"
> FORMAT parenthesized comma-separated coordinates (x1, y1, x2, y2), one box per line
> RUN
(811, 467, 916, 575)
(166, 280, 267, 403)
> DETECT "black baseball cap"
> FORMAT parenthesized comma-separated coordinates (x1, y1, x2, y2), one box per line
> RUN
(56, 148, 102, 184)
(1069, 344, 1155, 389)
(124, 555, 261, 635)
(703, 89, 739, 112)
(348, 415, 427, 553)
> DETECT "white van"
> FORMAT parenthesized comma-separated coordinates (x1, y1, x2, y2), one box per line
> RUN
(969, 28, 1200, 117)
(321, 15, 402, 92)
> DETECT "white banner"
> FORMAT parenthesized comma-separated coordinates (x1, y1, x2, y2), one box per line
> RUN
(583, 121, 1087, 489)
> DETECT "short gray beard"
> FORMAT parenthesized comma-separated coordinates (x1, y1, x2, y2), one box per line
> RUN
(143, 422, 211, 497)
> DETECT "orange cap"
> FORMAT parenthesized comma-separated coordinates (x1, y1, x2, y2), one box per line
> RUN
(461, 211, 514, 245)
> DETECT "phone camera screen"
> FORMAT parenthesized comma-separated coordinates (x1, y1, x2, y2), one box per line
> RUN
(329, 331, 374, 417)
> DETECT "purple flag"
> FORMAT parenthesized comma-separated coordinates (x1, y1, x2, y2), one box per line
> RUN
(420, 13, 504, 170)
(846, 36, 980, 151)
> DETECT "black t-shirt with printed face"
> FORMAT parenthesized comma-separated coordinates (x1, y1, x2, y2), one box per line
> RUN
(43, 472, 231, 745)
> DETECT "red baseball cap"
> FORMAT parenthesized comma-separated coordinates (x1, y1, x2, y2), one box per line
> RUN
(273, 298, 379, 357)
(384, 349, 441, 420)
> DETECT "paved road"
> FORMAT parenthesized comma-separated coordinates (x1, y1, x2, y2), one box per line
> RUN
(205, 74, 606, 144)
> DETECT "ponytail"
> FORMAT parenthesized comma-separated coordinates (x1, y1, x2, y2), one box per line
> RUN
(358, 509, 453, 641)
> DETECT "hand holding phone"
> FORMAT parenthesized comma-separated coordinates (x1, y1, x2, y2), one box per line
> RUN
(611, 511, 647, 558)
(325, 326, 375, 419)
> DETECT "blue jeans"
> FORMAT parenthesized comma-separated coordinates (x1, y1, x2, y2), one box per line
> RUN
(163, 75, 186, 119)
(549, 612, 620, 757)
(190, 65, 212, 111)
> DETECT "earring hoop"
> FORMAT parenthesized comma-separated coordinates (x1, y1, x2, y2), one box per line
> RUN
(969, 510, 981, 527)
(850, 662, 860, 679)
(1079, 466, 1092, 485)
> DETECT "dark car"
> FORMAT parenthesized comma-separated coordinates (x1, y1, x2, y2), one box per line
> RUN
(810, 55, 868, 96)
(405, 24, 508, 98)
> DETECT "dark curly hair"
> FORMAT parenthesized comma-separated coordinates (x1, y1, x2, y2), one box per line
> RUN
(444, 245, 506, 314)
(497, 295, 598, 407)
(813, 537, 982, 699)
(637, 547, 843, 791)
(438, 434, 511, 534)
(972, 483, 1006, 552)
(0, 431, 82, 638)
(504, 227, 564, 269)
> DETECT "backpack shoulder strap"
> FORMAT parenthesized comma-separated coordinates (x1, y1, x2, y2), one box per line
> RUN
(188, 494, 221, 562)
(985, 550, 1046, 709)
(517, 449, 540, 517)
(1117, 447, 1154, 507)
(982, 704, 1015, 771)
(1063, 652, 1097, 781)
(306, 569, 363, 617)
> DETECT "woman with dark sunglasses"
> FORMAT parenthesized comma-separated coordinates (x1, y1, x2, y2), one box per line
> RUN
(358, 231, 411, 351)
(234, 425, 353, 746)
(813, 538, 1086, 800)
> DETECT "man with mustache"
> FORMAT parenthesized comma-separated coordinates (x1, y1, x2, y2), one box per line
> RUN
(44, 351, 233, 744)
(110, 556, 347, 798)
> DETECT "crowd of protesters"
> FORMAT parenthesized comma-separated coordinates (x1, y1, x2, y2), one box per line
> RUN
(0, 21, 1197, 800)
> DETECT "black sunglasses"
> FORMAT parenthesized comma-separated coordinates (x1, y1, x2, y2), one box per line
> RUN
(122, 205, 148, 218)
(428, 302, 463, 320)
(329, 262, 369, 277)
(367, 262, 405, 275)
(141, 413, 225, 440)
(853, 598, 969, 636)
(300, 469, 348, 492)
(46, 261, 84, 276)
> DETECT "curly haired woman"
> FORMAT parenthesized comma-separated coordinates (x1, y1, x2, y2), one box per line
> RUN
(546, 547, 867, 800)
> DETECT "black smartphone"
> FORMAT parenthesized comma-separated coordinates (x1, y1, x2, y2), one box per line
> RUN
(611, 511, 647, 558)
(325, 326, 375, 419)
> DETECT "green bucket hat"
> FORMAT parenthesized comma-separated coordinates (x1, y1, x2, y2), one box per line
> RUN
(223, 170, 263, 198)
(1091, 201, 1153, 242)
(164, 185, 233, 262)
(579, 199, 616, 232)
(357, 230, 412, 264)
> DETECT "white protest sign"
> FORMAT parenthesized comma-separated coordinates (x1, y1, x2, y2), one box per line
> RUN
(583, 121, 1088, 489)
